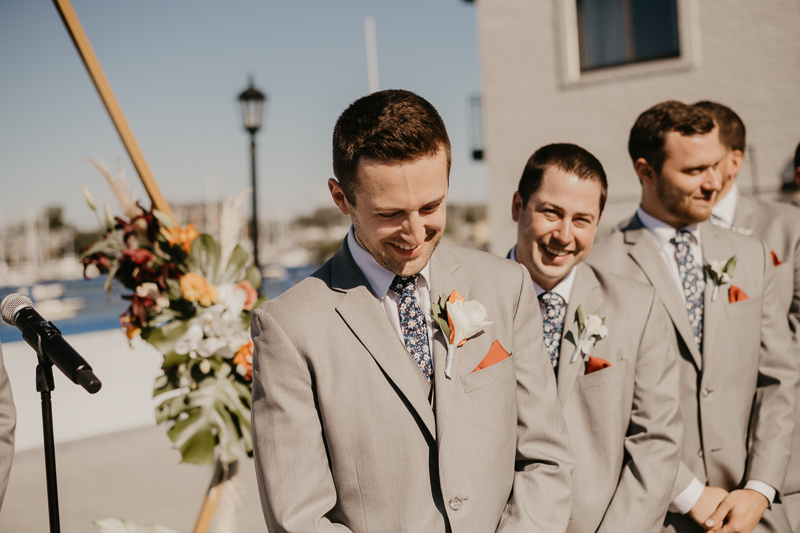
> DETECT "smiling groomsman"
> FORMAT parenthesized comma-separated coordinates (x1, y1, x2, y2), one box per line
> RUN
(250, 89, 574, 533)
(510, 143, 682, 532)
(694, 101, 800, 531)
(588, 101, 798, 533)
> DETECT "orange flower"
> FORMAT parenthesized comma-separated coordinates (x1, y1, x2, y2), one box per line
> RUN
(166, 223, 200, 254)
(120, 315, 141, 343)
(234, 340, 254, 381)
(180, 272, 218, 306)
(237, 280, 259, 311)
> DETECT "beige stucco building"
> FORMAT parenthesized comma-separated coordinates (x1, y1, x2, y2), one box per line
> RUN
(475, 0, 800, 254)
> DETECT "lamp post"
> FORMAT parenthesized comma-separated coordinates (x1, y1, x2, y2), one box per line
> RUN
(237, 77, 267, 275)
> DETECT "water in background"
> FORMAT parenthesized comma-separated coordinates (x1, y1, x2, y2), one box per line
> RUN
(0, 264, 317, 344)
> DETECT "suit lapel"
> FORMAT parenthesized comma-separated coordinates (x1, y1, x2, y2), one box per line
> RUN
(699, 222, 730, 365)
(731, 193, 756, 233)
(331, 241, 437, 440)
(429, 248, 470, 443)
(556, 263, 602, 404)
(624, 219, 703, 370)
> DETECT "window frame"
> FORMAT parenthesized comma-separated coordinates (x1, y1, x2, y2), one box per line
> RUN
(557, 0, 701, 87)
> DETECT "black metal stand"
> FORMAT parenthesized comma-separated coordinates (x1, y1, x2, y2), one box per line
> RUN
(36, 359, 61, 533)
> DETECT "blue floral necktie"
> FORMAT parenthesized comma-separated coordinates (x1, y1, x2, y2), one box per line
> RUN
(538, 291, 566, 372)
(671, 230, 704, 352)
(390, 274, 433, 382)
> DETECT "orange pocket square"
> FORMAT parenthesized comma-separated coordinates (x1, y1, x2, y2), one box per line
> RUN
(586, 356, 611, 375)
(771, 251, 783, 267)
(472, 340, 510, 373)
(729, 285, 749, 303)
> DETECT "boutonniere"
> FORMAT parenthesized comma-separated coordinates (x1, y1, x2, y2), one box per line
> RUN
(704, 256, 736, 301)
(569, 305, 608, 364)
(431, 290, 492, 379)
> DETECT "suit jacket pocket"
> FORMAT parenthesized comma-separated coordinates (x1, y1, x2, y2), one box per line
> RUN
(577, 358, 628, 391)
(461, 354, 514, 393)
(724, 294, 758, 316)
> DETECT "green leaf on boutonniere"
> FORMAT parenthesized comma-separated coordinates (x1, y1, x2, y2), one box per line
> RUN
(724, 256, 737, 278)
(576, 304, 586, 336)
(430, 293, 451, 339)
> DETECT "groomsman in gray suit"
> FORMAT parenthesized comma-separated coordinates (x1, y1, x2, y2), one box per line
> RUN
(696, 101, 800, 531)
(509, 143, 682, 532)
(0, 341, 15, 510)
(250, 90, 574, 533)
(588, 101, 797, 533)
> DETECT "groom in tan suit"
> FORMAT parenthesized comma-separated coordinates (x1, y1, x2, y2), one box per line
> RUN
(697, 101, 800, 531)
(588, 101, 797, 533)
(250, 90, 574, 533)
(510, 143, 682, 532)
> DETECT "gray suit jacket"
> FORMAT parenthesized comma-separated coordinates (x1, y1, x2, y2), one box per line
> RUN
(587, 216, 797, 533)
(558, 263, 682, 533)
(251, 241, 574, 533)
(732, 196, 800, 496)
(0, 341, 16, 511)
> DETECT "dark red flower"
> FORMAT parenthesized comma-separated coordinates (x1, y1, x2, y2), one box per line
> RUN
(122, 293, 156, 324)
(123, 248, 155, 265)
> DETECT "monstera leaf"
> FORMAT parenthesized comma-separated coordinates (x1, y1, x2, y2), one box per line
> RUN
(155, 370, 252, 465)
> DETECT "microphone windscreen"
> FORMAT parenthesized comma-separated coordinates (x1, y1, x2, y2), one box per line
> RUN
(1, 293, 34, 327)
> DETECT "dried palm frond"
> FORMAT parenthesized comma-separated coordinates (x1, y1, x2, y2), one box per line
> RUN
(219, 188, 252, 268)
(86, 158, 143, 219)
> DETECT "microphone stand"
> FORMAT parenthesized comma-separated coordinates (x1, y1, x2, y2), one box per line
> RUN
(36, 356, 61, 533)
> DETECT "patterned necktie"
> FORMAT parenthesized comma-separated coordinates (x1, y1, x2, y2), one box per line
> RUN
(390, 274, 433, 382)
(670, 230, 704, 352)
(538, 291, 566, 372)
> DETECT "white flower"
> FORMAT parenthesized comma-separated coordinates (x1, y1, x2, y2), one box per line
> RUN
(198, 359, 211, 374)
(136, 282, 170, 309)
(581, 314, 608, 353)
(446, 299, 492, 346)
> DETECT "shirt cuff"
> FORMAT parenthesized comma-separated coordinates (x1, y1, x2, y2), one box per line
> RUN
(669, 477, 705, 514)
(744, 480, 776, 505)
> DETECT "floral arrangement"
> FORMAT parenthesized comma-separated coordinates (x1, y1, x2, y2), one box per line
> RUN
(79, 161, 262, 466)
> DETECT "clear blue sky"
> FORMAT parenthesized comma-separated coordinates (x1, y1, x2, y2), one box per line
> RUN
(0, 0, 484, 231)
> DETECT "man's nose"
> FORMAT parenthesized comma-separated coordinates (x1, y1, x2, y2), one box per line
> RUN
(402, 213, 426, 244)
(704, 166, 723, 192)
(552, 219, 572, 243)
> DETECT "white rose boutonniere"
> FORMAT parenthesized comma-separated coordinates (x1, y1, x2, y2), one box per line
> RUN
(431, 290, 492, 379)
(569, 305, 608, 364)
(704, 256, 736, 301)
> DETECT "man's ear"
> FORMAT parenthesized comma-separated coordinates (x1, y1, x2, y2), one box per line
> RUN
(511, 191, 524, 223)
(328, 178, 351, 216)
(729, 150, 744, 177)
(634, 158, 658, 187)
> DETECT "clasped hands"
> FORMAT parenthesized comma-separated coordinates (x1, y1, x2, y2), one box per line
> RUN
(689, 486, 769, 533)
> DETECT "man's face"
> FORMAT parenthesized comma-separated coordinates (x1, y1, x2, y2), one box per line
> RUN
(653, 129, 723, 227)
(512, 166, 602, 291)
(329, 149, 448, 277)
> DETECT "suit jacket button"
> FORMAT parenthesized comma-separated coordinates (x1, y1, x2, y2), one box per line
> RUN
(449, 497, 462, 511)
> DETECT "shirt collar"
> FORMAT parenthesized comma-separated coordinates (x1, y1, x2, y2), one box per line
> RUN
(636, 206, 702, 249)
(347, 226, 431, 299)
(509, 245, 576, 303)
(710, 182, 738, 230)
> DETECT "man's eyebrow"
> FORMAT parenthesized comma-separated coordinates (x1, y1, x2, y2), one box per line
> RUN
(373, 195, 446, 212)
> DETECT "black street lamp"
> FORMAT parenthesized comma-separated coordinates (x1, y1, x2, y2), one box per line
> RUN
(237, 77, 267, 275)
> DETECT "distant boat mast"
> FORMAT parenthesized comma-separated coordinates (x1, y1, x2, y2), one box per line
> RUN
(364, 16, 380, 93)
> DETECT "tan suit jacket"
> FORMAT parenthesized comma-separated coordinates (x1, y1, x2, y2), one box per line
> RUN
(587, 217, 797, 532)
(0, 341, 15, 511)
(557, 263, 682, 533)
(251, 241, 574, 533)
(732, 196, 800, 497)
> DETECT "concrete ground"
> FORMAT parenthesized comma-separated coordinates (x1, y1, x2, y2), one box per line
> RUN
(0, 425, 268, 533)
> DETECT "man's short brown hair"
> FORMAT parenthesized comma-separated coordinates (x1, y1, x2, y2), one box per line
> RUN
(517, 143, 608, 214)
(628, 100, 716, 174)
(332, 89, 451, 206)
(694, 101, 746, 153)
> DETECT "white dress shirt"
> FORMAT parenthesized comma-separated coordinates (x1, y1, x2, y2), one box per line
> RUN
(510, 245, 576, 319)
(710, 182, 739, 230)
(347, 227, 435, 363)
(636, 207, 776, 513)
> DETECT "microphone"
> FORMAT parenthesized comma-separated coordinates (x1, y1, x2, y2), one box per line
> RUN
(1, 293, 102, 394)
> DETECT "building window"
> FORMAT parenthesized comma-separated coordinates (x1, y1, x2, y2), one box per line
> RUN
(577, 0, 680, 71)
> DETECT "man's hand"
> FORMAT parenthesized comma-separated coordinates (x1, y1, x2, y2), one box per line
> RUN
(702, 489, 769, 533)
(688, 486, 729, 528)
